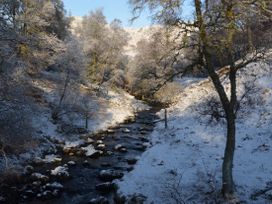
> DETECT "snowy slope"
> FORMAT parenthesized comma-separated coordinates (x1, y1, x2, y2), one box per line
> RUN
(118, 59, 272, 203)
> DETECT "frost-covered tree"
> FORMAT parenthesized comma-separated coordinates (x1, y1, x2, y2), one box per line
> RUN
(127, 27, 195, 99)
(78, 9, 129, 87)
(129, 0, 272, 198)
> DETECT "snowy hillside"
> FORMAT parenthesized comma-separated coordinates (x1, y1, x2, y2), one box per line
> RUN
(0, 70, 149, 170)
(118, 59, 272, 203)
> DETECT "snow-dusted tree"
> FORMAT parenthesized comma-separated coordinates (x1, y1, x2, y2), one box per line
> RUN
(78, 9, 129, 87)
(129, 0, 272, 198)
(127, 27, 195, 99)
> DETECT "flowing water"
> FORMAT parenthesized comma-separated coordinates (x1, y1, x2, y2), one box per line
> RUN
(0, 107, 160, 204)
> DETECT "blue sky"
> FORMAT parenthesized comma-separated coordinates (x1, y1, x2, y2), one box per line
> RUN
(63, 0, 194, 28)
(63, 0, 152, 28)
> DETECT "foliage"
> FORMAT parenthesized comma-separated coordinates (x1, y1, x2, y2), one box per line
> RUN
(77, 9, 129, 87)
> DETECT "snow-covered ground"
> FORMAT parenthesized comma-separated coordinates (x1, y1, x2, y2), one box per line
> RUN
(0, 73, 149, 171)
(31, 74, 149, 140)
(118, 59, 272, 203)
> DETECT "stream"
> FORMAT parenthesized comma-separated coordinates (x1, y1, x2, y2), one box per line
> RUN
(0, 107, 160, 204)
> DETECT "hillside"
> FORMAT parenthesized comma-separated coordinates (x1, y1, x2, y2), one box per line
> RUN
(69, 16, 159, 57)
(118, 57, 272, 203)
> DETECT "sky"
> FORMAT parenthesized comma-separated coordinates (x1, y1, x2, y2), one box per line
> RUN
(62, 0, 152, 28)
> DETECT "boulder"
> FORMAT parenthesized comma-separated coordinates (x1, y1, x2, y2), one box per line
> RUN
(107, 129, 115, 133)
(126, 158, 137, 165)
(97, 143, 106, 150)
(30, 173, 49, 182)
(114, 144, 127, 152)
(67, 161, 76, 166)
(99, 169, 124, 181)
(23, 165, 34, 175)
(95, 182, 117, 193)
(81, 145, 100, 158)
(122, 128, 131, 133)
(50, 166, 69, 179)
(88, 196, 109, 204)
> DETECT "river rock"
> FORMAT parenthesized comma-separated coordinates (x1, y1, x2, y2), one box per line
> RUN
(39, 190, 55, 200)
(142, 142, 151, 149)
(43, 154, 62, 163)
(121, 148, 128, 153)
(63, 147, 72, 154)
(101, 162, 111, 167)
(33, 157, 44, 165)
(32, 181, 42, 187)
(96, 140, 104, 144)
(127, 193, 147, 204)
(82, 160, 89, 166)
(0, 196, 6, 202)
(95, 182, 117, 193)
(87, 138, 94, 144)
(140, 131, 148, 135)
(30, 173, 49, 182)
(22, 189, 35, 199)
(97, 143, 106, 150)
(67, 161, 76, 166)
(50, 166, 69, 179)
(106, 151, 113, 156)
(99, 169, 124, 181)
(107, 129, 115, 133)
(44, 182, 64, 191)
(114, 144, 126, 152)
(139, 137, 149, 142)
(23, 165, 34, 175)
(127, 158, 137, 165)
(81, 145, 100, 158)
(88, 196, 109, 204)
(122, 128, 131, 133)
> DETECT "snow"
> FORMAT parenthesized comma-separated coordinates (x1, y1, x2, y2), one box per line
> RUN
(51, 166, 69, 177)
(81, 145, 98, 157)
(118, 60, 272, 203)
(64, 140, 85, 149)
(42, 154, 62, 163)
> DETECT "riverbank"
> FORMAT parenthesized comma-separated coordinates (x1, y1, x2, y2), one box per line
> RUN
(117, 60, 272, 203)
(0, 104, 160, 203)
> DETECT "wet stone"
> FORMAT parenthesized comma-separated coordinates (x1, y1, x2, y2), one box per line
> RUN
(95, 182, 117, 193)
(122, 128, 131, 133)
(127, 158, 137, 165)
(23, 165, 34, 175)
(88, 196, 109, 204)
(67, 161, 76, 166)
(101, 162, 111, 167)
(99, 169, 124, 181)
(30, 173, 49, 182)
(83, 160, 89, 167)
(97, 143, 106, 150)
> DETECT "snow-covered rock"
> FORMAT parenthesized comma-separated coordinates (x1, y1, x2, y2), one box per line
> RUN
(50, 166, 69, 178)
(42, 154, 62, 163)
(81, 145, 100, 158)
(30, 173, 49, 182)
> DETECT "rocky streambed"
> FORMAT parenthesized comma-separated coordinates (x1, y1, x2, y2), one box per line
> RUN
(0, 107, 160, 204)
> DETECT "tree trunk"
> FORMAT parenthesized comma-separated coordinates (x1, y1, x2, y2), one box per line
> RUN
(222, 112, 236, 197)
(165, 108, 168, 129)
(85, 115, 88, 130)
(222, 66, 237, 197)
